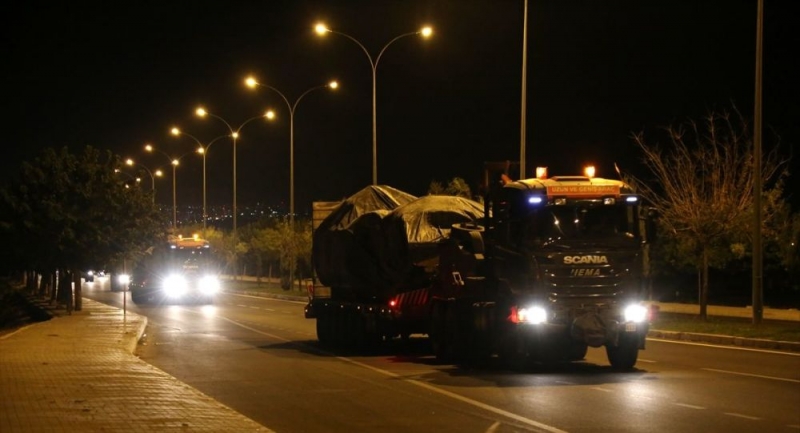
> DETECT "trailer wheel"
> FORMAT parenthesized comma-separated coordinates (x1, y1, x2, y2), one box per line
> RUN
(430, 302, 450, 363)
(444, 305, 462, 362)
(606, 334, 639, 370)
(316, 314, 333, 347)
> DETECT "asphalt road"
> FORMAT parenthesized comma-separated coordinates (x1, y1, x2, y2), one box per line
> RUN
(83, 278, 800, 433)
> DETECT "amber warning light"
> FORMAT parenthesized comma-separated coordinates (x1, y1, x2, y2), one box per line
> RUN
(546, 185, 620, 198)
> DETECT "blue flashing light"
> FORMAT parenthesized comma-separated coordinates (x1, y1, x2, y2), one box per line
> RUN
(528, 196, 544, 205)
(625, 196, 639, 203)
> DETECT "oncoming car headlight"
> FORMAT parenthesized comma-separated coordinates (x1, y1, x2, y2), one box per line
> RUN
(163, 274, 188, 298)
(516, 305, 548, 324)
(198, 275, 220, 295)
(624, 304, 649, 323)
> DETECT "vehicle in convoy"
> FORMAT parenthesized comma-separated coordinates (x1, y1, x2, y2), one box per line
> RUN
(305, 165, 656, 370)
(81, 269, 96, 283)
(129, 235, 221, 304)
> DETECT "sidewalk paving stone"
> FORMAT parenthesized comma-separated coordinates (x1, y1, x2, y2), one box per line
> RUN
(0, 298, 273, 433)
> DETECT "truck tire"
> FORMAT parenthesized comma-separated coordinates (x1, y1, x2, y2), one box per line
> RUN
(131, 290, 145, 305)
(606, 334, 639, 370)
(567, 342, 589, 361)
(430, 302, 450, 363)
(443, 305, 463, 362)
(316, 314, 334, 347)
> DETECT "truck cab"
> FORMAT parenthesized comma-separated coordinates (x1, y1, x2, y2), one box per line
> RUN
(129, 235, 222, 304)
(432, 166, 654, 369)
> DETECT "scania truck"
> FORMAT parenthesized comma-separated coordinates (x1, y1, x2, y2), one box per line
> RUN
(306, 165, 655, 369)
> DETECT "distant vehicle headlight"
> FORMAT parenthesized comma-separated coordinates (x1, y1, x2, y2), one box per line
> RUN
(624, 304, 649, 323)
(117, 274, 130, 285)
(198, 275, 220, 295)
(517, 305, 548, 324)
(86, 270, 94, 277)
(163, 274, 188, 298)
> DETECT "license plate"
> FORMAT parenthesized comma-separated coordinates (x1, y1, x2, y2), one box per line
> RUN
(625, 323, 637, 332)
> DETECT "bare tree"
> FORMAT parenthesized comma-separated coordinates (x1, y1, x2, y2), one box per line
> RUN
(630, 108, 787, 320)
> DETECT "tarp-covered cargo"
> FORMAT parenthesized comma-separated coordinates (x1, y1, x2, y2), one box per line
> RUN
(313, 185, 484, 300)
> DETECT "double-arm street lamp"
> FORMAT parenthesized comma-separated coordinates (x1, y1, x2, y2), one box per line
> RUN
(314, 23, 432, 185)
(125, 158, 163, 203)
(170, 127, 230, 233)
(194, 108, 275, 278)
(144, 144, 185, 229)
(244, 77, 338, 221)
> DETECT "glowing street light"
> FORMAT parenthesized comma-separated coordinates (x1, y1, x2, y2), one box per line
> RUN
(195, 107, 276, 278)
(125, 158, 163, 203)
(314, 22, 432, 185)
(144, 144, 185, 229)
(170, 127, 229, 233)
(244, 76, 338, 221)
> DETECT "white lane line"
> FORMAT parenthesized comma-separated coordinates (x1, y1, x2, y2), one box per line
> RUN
(337, 356, 569, 433)
(723, 412, 761, 421)
(674, 403, 705, 410)
(648, 338, 800, 356)
(701, 368, 800, 384)
(227, 292, 308, 304)
(591, 387, 613, 393)
(485, 421, 501, 433)
(636, 358, 657, 363)
(214, 314, 568, 433)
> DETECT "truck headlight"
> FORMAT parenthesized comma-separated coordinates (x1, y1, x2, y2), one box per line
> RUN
(517, 305, 548, 324)
(163, 274, 188, 298)
(199, 275, 220, 295)
(624, 304, 648, 323)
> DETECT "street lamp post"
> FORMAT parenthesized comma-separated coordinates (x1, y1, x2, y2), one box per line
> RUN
(144, 144, 184, 230)
(195, 108, 275, 279)
(244, 77, 338, 221)
(125, 158, 163, 203)
(170, 128, 229, 233)
(315, 23, 432, 185)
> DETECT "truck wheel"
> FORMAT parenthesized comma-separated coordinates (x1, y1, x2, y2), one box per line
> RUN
(131, 290, 144, 305)
(567, 343, 589, 361)
(606, 334, 639, 370)
(444, 305, 462, 363)
(430, 302, 450, 363)
(316, 314, 333, 347)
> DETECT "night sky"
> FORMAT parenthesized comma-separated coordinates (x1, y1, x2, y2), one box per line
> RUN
(3, 1, 798, 215)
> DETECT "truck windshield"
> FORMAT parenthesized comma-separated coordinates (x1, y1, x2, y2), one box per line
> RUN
(524, 204, 638, 245)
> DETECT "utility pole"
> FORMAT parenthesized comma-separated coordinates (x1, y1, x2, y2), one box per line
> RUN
(752, 0, 764, 324)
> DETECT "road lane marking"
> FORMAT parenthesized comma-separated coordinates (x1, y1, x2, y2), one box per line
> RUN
(674, 403, 705, 410)
(485, 421, 501, 433)
(227, 292, 308, 304)
(337, 357, 569, 433)
(636, 358, 656, 363)
(723, 412, 761, 420)
(701, 368, 800, 383)
(648, 338, 800, 356)
(591, 387, 613, 393)
(213, 314, 568, 433)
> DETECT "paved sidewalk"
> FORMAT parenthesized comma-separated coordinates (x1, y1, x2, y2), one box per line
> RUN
(0, 298, 272, 433)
